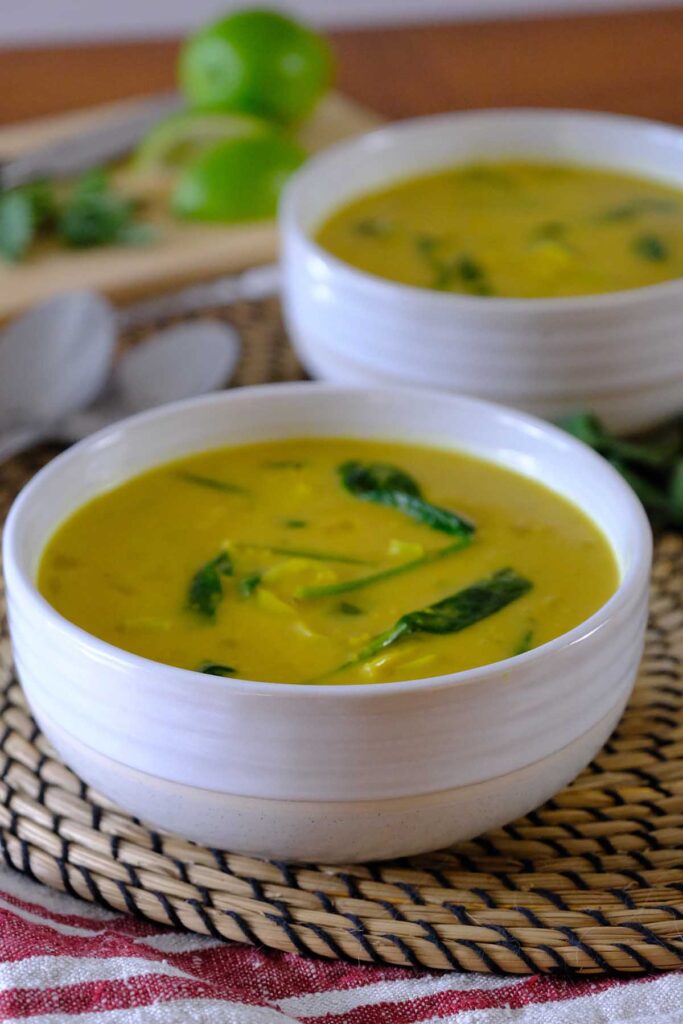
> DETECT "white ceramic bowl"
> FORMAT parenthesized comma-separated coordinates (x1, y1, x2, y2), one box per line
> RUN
(281, 109, 683, 434)
(3, 384, 651, 862)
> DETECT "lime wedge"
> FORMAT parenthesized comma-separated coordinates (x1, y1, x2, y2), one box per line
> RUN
(132, 110, 269, 173)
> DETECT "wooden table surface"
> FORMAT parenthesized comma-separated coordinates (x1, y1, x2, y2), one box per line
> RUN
(2, 6, 683, 126)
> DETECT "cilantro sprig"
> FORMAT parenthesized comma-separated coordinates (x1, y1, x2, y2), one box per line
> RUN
(0, 169, 153, 262)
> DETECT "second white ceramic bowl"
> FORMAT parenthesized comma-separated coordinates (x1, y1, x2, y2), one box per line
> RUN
(281, 109, 683, 434)
(3, 384, 651, 861)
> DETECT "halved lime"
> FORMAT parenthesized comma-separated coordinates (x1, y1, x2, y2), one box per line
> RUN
(132, 110, 269, 174)
(172, 133, 305, 222)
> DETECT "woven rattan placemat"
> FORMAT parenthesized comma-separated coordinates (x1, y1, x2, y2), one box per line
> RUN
(1, 297, 682, 976)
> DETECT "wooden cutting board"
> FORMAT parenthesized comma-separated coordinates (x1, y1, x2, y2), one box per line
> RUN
(0, 93, 381, 323)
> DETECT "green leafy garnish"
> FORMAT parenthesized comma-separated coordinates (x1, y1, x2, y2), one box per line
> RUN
(57, 171, 143, 249)
(558, 411, 683, 528)
(263, 460, 306, 469)
(238, 543, 371, 565)
(187, 550, 234, 618)
(512, 627, 535, 656)
(0, 180, 59, 262)
(198, 661, 236, 676)
(353, 217, 395, 238)
(669, 460, 683, 526)
(282, 519, 307, 529)
(558, 412, 677, 469)
(339, 460, 475, 537)
(314, 568, 532, 681)
(239, 572, 262, 597)
(0, 190, 34, 261)
(297, 538, 470, 600)
(632, 233, 668, 262)
(414, 233, 493, 294)
(337, 601, 364, 615)
(600, 197, 678, 222)
(459, 166, 514, 189)
(176, 471, 248, 494)
(0, 169, 152, 259)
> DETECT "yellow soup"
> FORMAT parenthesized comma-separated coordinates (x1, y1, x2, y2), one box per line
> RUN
(316, 161, 683, 299)
(39, 438, 619, 685)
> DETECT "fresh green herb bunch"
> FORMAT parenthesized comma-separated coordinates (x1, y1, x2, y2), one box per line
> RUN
(558, 411, 683, 529)
(0, 169, 152, 262)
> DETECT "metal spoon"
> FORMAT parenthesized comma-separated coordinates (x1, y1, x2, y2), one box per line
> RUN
(0, 293, 241, 461)
(0, 291, 116, 462)
(57, 319, 241, 442)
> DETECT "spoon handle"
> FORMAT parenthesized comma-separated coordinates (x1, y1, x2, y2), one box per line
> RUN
(0, 427, 45, 464)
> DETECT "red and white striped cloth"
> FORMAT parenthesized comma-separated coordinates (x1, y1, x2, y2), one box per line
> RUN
(0, 864, 681, 1023)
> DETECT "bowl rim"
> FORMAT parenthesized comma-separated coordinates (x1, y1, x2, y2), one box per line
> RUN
(3, 382, 653, 700)
(281, 106, 683, 313)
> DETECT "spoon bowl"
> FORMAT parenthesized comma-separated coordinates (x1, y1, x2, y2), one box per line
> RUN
(0, 291, 116, 437)
(59, 319, 241, 442)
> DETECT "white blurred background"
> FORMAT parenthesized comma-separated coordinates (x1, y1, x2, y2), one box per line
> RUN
(2, 0, 680, 46)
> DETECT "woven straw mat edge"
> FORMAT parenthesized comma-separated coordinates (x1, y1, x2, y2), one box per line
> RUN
(0, 297, 682, 977)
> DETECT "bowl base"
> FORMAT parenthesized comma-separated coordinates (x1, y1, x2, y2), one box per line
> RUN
(34, 697, 627, 863)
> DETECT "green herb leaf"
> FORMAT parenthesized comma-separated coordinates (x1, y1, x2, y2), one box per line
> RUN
(56, 169, 149, 250)
(413, 233, 493, 294)
(282, 519, 307, 529)
(608, 458, 671, 514)
(558, 410, 683, 530)
(512, 627, 535, 656)
(0, 190, 35, 261)
(176, 471, 248, 494)
(669, 460, 683, 526)
(239, 572, 262, 597)
(263, 460, 306, 469)
(187, 550, 234, 618)
(337, 601, 364, 615)
(238, 543, 372, 565)
(600, 197, 678, 222)
(315, 568, 532, 681)
(353, 217, 395, 238)
(297, 538, 470, 600)
(23, 180, 57, 228)
(198, 661, 236, 676)
(459, 166, 514, 189)
(557, 412, 677, 469)
(339, 460, 474, 537)
(633, 233, 668, 262)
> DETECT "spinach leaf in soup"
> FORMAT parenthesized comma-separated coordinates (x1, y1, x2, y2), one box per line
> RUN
(239, 572, 262, 598)
(353, 217, 395, 238)
(633, 234, 669, 262)
(176, 471, 248, 495)
(187, 551, 234, 619)
(512, 626, 535, 656)
(600, 197, 679, 222)
(315, 568, 533, 681)
(337, 601, 364, 615)
(263, 460, 306, 469)
(339, 460, 475, 536)
(298, 538, 469, 600)
(239, 542, 372, 565)
(413, 233, 493, 295)
(198, 661, 236, 676)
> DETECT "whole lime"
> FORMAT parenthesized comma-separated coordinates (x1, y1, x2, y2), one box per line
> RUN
(179, 9, 333, 124)
(172, 133, 306, 222)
